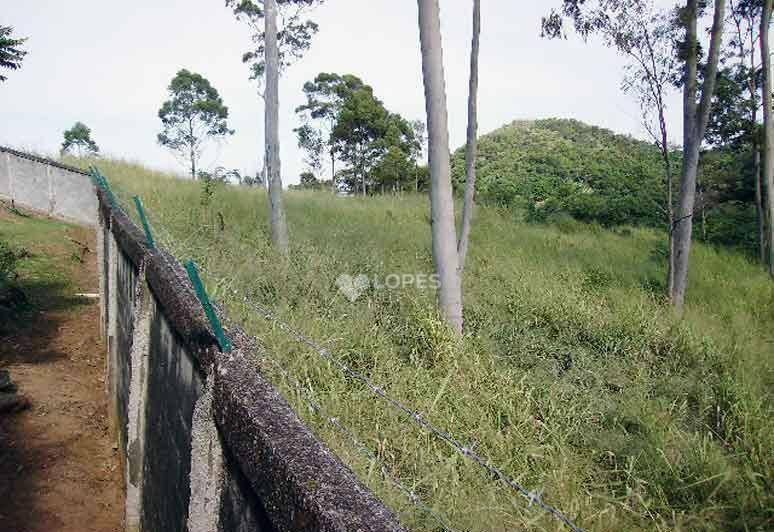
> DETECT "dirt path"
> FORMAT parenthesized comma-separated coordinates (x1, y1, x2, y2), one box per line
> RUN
(0, 219, 123, 532)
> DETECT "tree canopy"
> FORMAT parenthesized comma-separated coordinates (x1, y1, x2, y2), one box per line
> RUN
(225, 0, 323, 89)
(451, 118, 672, 227)
(61, 122, 99, 157)
(157, 69, 234, 179)
(295, 73, 421, 194)
(0, 26, 27, 82)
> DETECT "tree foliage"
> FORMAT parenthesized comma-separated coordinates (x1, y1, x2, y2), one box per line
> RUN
(225, 0, 323, 90)
(157, 69, 234, 179)
(61, 122, 99, 157)
(452, 118, 674, 226)
(295, 73, 421, 194)
(0, 26, 27, 82)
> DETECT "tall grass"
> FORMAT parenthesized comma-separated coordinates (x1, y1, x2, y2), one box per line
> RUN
(74, 156, 773, 531)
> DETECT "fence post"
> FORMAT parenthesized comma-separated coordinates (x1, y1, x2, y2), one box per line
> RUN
(90, 167, 119, 209)
(185, 261, 232, 353)
(132, 196, 156, 249)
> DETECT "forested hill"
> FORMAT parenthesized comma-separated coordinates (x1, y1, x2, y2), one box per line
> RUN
(451, 118, 671, 227)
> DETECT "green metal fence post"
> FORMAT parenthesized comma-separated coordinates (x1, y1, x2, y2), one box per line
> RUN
(93, 167, 118, 209)
(185, 260, 232, 352)
(132, 196, 156, 249)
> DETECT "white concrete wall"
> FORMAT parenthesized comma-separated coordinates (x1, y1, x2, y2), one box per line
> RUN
(0, 147, 97, 226)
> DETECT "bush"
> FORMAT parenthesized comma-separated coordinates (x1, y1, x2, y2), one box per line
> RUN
(700, 202, 758, 257)
(0, 238, 21, 287)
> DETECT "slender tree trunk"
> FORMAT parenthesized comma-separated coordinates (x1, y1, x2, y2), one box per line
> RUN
(418, 0, 463, 333)
(660, 141, 675, 296)
(331, 151, 336, 193)
(754, 145, 766, 262)
(457, 0, 481, 273)
(189, 119, 197, 180)
(762, 0, 774, 274)
(743, 9, 767, 264)
(643, 27, 675, 295)
(699, 182, 707, 241)
(671, 0, 725, 309)
(265, 0, 289, 254)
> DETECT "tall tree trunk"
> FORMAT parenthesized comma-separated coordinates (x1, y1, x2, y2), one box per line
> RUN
(643, 26, 675, 295)
(457, 0, 481, 273)
(189, 119, 197, 180)
(671, 0, 725, 309)
(660, 141, 675, 296)
(754, 145, 766, 262)
(743, 9, 767, 264)
(417, 0, 463, 333)
(762, 0, 774, 274)
(699, 182, 707, 241)
(265, 0, 289, 254)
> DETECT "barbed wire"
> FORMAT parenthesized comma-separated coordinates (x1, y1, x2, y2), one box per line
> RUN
(250, 336, 458, 532)
(108, 183, 211, 258)
(105, 184, 457, 529)
(202, 266, 585, 532)
(104, 179, 585, 532)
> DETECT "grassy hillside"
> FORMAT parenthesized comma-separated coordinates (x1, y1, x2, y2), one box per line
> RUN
(451, 118, 673, 227)
(74, 156, 772, 531)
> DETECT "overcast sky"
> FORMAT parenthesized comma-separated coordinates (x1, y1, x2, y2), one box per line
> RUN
(0, 1, 686, 185)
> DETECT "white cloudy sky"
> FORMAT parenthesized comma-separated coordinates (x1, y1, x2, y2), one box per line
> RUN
(1, 1, 687, 185)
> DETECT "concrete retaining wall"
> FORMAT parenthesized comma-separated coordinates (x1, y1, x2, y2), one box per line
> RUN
(97, 189, 406, 531)
(3, 147, 406, 531)
(0, 146, 97, 226)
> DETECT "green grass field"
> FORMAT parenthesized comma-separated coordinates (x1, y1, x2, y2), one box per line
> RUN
(74, 156, 773, 531)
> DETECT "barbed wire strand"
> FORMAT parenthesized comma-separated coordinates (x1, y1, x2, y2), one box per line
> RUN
(202, 266, 584, 532)
(105, 188, 457, 530)
(106, 184, 585, 532)
(252, 341, 458, 532)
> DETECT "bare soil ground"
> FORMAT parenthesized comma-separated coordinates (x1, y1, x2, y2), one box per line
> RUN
(0, 211, 123, 532)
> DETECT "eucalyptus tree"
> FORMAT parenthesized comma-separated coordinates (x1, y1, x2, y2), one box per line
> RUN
(157, 69, 233, 179)
(707, 0, 766, 263)
(457, 0, 481, 273)
(614, 6, 682, 293)
(294, 123, 325, 178)
(544, 0, 727, 309)
(226, 0, 324, 255)
(544, 0, 680, 292)
(296, 73, 419, 195)
(410, 120, 427, 192)
(671, 0, 726, 307)
(0, 26, 27, 82)
(295, 72, 357, 188)
(61, 122, 99, 157)
(761, 0, 774, 273)
(417, 0, 463, 333)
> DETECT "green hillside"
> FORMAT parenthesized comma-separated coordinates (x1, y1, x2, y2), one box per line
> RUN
(451, 118, 673, 227)
(73, 156, 772, 532)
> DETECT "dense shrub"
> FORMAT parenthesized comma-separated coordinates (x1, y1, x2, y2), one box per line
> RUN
(0, 237, 21, 287)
